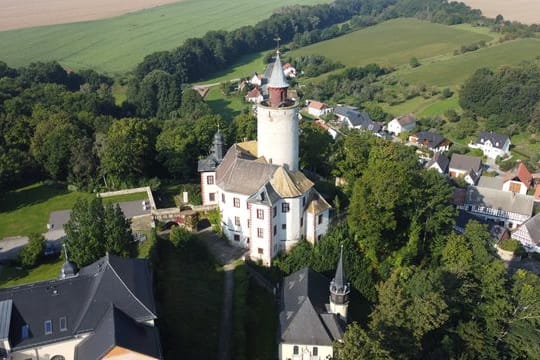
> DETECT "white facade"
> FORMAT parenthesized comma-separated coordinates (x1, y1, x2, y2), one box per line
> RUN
(469, 138, 510, 159)
(201, 171, 219, 205)
(10, 336, 86, 360)
(503, 180, 528, 195)
(306, 210, 330, 244)
(257, 104, 299, 171)
(279, 343, 333, 360)
(307, 102, 332, 118)
(221, 191, 251, 249)
(387, 117, 416, 135)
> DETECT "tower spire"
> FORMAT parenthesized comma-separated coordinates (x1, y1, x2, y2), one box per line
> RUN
(329, 244, 350, 319)
(59, 243, 78, 280)
(334, 244, 346, 291)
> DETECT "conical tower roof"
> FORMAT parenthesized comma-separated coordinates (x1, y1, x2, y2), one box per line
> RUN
(268, 52, 289, 89)
(333, 245, 346, 291)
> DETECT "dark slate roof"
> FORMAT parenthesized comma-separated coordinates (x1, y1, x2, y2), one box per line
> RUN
(449, 154, 482, 173)
(413, 131, 446, 149)
(0, 255, 157, 351)
(517, 213, 540, 245)
(198, 153, 221, 172)
(335, 106, 379, 132)
(0, 300, 12, 340)
(247, 182, 281, 206)
(75, 305, 161, 360)
(476, 131, 510, 149)
(279, 268, 345, 346)
(426, 153, 450, 172)
(454, 210, 508, 241)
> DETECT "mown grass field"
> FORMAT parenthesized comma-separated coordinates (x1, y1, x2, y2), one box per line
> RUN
(0, 0, 329, 74)
(0, 256, 63, 288)
(290, 18, 493, 68)
(397, 38, 540, 86)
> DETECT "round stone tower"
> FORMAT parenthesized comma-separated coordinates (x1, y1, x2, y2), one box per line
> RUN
(257, 52, 299, 171)
(329, 245, 350, 320)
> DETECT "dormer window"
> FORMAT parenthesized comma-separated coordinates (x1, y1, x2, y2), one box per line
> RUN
(59, 317, 67, 332)
(21, 324, 29, 340)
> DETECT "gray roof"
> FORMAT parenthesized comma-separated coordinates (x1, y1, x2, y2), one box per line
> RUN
(413, 131, 447, 149)
(477, 176, 504, 190)
(518, 213, 540, 245)
(0, 255, 157, 351)
(426, 153, 449, 172)
(0, 300, 12, 340)
(279, 268, 345, 346)
(449, 154, 482, 172)
(198, 154, 221, 172)
(216, 144, 278, 195)
(75, 305, 161, 360)
(476, 131, 510, 149)
(247, 182, 281, 206)
(267, 53, 289, 89)
(335, 106, 380, 132)
(465, 186, 535, 216)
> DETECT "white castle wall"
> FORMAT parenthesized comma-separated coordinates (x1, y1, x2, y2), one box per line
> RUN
(257, 104, 299, 171)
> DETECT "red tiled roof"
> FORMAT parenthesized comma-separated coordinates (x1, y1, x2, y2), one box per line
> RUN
(504, 163, 533, 188)
(308, 101, 327, 110)
(397, 115, 416, 126)
(246, 88, 261, 98)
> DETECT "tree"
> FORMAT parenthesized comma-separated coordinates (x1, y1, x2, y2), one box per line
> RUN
(409, 57, 421, 68)
(299, 122, 333, 175)
(337, 323, 391, 360)
(65, 197, 134, 266)
(68, 136, 98, 190)
(135, 70, 181, 118)
(231, 112, 257, 142)
(19, 233, 45, 268)
(169, 226, 194, 248)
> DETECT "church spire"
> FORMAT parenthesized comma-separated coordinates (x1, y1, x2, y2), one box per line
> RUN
(329, 244, 350, 319)
(267, 51, 289, 107)
(59, 243, 79, 280)
(334, 245, 346, 291)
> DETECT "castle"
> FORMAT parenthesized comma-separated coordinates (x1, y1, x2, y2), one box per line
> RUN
(198, 52, 331, 265)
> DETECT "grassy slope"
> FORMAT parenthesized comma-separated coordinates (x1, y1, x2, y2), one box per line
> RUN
(290, 18, 493, 68)
(397, 38, 540, 86)
(0, 0, 329, 74)
(0, 256, 63, 288)
(0, 183, 92, 239)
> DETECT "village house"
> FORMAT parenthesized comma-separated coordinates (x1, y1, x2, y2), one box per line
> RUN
(314, 119, 339, 140)
(306, 100, 332, 118)
(454, 210, 509, 242)
(409, 131, 451, 152)
(425, 153, 449, 174)
(512, 213, 540, 252)
(249, 72, 263, 87)
(198, 52, 331, 266)
(468, 131, 510, 159)
(387, 114, 416, 135)
(0, 254, 161, 360)
(456, 185, 535, 229)
(448, 154, 482, 185)
(334, 106, 381, 134)
(278, 248, 348, 360)
(245, 87, 264, 104)
(282, 63, 297, 78)
(502, 163, 533, 194)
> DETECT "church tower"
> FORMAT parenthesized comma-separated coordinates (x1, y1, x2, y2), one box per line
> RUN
(257, 52, 299, 171)
(329, 246, 350, 320)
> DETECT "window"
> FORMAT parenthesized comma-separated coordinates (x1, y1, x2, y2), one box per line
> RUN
(258, 247, 264, 255)
(318, 214, 323, 225)
(21, 324, 29, 340)
(313, 347, 318, 356)
(293, 346, 299, 355)
(302, 197, 306, 206)
(234, 234, 240, 242)
(207, 175, 214, 185)
(257, 228, 264, 238)
(273, 225, 277, 236)
(282, 224, 286, 230)
(317, 235, 322, 242)
(44, 320, 52, 335)
(509, 182, 521, 193)
(257, 209, 264, 219)
(300, 218, 303, 227)
(282, 202, 290, 213)
(234, 197, 240, 208)
(51, 356, 66, 360)
(273, 206, 277, 218)
(221, 193, 225, 203)
(209, 193, 215, 202)
(234, 216, 240, 226)
(59, 317, 67, 332)
(247, 219, 250, 228)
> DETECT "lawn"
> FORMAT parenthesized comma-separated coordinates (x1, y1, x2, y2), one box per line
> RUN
(290, 18, 492, 68)
(199, 51, 268, 85)
(101, 191, 148, 204)
(154, 236, 223, 359)
(397, 38, 540, 86)
(206, 87, 249, 122)
(0, 0, 329, 75)
(377, 94, 461, 118)
(0, 182, 92, 239)
(0, 255, 63, 288)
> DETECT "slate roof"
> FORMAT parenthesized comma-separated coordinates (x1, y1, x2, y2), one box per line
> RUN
(516, 213, 540, 245)
(335, 106, 379, 132)
(395, 115, 416, 126)
(279, 268, 345, 346)
(449, 154, 482, 173)
(0, 255, 157, 352)
(465, 186, 535, 216)
(268, 53, 289, 89)
(75, 305, 161, 360)
(477, 176, 504, 190)
(426, 153, 449, 172)
(412, 131, 448, 149)
(270, 167, 313, 198)
(476, 131, 510, 149)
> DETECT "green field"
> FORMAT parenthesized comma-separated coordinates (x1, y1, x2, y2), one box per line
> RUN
(0, 256, 63, 288)
(0, 0, 329, 74)
(199, 51, 268, 85)
(0, 183, 92, 239)
(397, 38, 540, 86)
(290, 18, 493, 68)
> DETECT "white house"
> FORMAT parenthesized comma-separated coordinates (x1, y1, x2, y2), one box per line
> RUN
(198, 52, 331, 266)
(249, 73, 263, 87)
(387, 115, 416, 135)
(512, 213, 540, 252)
(502, 163, 533, 195)
(468, 131, 510, 159)
(245, 87, 264, 103)
(334, 106, 381, 133)
(307, 100, 332, 118)
(425, 153, 449, 174)
(278, 249, 348, 360)
(449, 154, 482, 185)
(282, 63, 297, 78)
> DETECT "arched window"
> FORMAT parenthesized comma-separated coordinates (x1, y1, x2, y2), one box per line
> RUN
(51, 356, 65, 360)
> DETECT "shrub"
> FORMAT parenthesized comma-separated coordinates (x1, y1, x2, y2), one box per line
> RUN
(170, 227, 194, 248)
(499, 239, 525, 255)
(409, 57, 421, 68)
(19, 233, 45, 268)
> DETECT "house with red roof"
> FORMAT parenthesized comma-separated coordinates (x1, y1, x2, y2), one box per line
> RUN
(503, 163, 533, 195)
(307, 100, 332, 118)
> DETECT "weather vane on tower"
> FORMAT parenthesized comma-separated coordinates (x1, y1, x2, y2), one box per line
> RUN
(273, 36, 281, 54)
